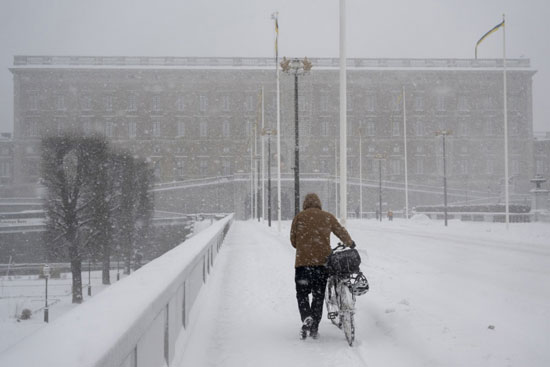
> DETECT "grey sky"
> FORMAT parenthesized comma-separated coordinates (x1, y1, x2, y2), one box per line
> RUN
(1, 0, 549, 133)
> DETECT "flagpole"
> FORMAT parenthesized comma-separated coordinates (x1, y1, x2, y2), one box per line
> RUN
(272, 12, 282, 231)
(503, 13, 509, 229)
(261, 86, 265, 222)
(359, 129, 362, 219)
(403, 85, 409, 219)
(339, 0, 347, 225)
(335, 138, 338, 216)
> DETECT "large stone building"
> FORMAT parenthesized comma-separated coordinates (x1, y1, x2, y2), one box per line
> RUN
(9, 55, 536, 216)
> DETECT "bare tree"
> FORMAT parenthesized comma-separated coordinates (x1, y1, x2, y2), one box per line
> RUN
(41, 134, 108, 303)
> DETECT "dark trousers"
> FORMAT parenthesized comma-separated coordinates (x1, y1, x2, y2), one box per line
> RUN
(295, 266, 328, 330)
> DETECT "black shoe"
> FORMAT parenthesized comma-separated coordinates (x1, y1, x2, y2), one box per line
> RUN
(300, 316, 313, 340)
(309, 328, 319, 339)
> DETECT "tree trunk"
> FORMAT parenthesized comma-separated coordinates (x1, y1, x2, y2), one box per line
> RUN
(102, 242, 111, 285)
(70, 257, 83, 304)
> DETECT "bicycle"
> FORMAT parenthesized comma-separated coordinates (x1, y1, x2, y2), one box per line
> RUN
(325, 243, 369, 346)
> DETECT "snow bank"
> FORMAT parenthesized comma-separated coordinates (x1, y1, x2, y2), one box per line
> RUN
(0, 214, 234, 367)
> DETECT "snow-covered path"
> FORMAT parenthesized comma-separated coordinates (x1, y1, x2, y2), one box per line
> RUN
(180, 219, 550, 367)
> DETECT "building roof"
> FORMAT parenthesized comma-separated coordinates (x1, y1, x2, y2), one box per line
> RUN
(10, 55, 535, 72)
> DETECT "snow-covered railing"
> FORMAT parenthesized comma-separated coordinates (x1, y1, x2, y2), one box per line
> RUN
(0, 214, 234, 367)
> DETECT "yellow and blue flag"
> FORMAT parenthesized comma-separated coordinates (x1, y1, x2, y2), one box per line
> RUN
(475, 20, 505, 58)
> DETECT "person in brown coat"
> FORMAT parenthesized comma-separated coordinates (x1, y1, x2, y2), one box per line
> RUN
(290, 193, 355, 339)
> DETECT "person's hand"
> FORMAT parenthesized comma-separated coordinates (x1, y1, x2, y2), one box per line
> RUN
(349, 241, 356, 249)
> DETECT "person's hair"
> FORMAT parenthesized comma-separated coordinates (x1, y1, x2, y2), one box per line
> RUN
(303, 193, 322, 210)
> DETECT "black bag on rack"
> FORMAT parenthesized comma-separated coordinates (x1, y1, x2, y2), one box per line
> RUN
(326, 247, 361, 275)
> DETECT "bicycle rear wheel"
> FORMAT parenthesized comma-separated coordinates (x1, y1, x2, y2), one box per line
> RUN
(337, 281, 355, 346)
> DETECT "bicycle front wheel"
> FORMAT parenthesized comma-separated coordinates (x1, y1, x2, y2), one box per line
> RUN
(342, 311, 355, 346)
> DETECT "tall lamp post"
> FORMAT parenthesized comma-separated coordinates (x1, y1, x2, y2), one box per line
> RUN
(88, 258, 92, 296)
(281, 57, 312, 216)
(43, 264, 50, 323)
(435, 130, 452, 226)
(374, 154, 386, 222)
(262, 128, 277, 227)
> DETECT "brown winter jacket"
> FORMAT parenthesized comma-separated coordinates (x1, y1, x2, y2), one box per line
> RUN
(290, 193, 354, 268)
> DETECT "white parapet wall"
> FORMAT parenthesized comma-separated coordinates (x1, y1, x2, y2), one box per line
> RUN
(0, 214, 234, 367)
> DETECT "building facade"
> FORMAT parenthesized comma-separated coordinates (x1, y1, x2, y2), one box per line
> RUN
(9, 56, 536, 212)
(534, 132, 550, 180)
(0, 133, 13, 185)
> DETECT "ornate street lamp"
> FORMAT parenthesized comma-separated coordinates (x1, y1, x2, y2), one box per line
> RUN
(281, 57, 312, 216)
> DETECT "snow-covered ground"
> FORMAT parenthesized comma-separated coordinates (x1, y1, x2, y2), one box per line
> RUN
(179, 218, 550, 367)
(0, 270, 126, 354)
(1, 218, 549, 366)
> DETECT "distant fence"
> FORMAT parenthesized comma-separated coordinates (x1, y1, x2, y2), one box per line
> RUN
(0, 213, 234, 367)
(417, 211, 532, 223)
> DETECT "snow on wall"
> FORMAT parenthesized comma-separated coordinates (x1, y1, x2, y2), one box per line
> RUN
(0, 214, 234, 367)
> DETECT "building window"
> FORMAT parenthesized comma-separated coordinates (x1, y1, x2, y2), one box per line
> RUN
(128, 94, 137, 111)
(245, 95, 254, 112)
(458, 95, 469, 111)
(200, 121, 208, 137)
(55, 95, 65, 111)
(458, 121, 468, 136)
(81, 95, 92, 111)
(321, 120, 329, 137)
(346, 92, 352, 111)
(0, 161, 11, 178)
(486, 120, 497, 136)
(222, 95, 231, 111)
(152, 121, 161, 137)
(199, 160, 208, 176)
(390, 160, 401, 175)
(416, 145, 424, 153)
(458, 160, 468, 175)
(320, 94, 329, 112)
(128, 121, 137, 139)
(511, 160, 520, 175)
(105, 121, 115, 138)
(415, 120, 424, 136)
(222, 120, 231, 138)
(320, 159, 328, 173)
(200, 95, 208, 112)
(27, 120, 40, 137)
(482, 95, 493, 110)
(28, 92, 39, 110)
(392, 120, 400, 136)
(486, 159, 494, 175)
(366, 94, 376, 112)
(436, 95, 445, 111)
(176, 96, 185, 112)
(535, 160, 544, 174)
(416, 159, 424, 174)
(81, 117, 92, 134)
(177, 121, 185, 137)
(390, 93, 401, 111)
(366, 121, 375, 136)
(414, 95, 424, 111)
(222, 160, 231, 176)
(176, 160, 185, 178)
(152, 95, 161, 112)
(393, 146, 400, 153)
(105, 95, 113, 111)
